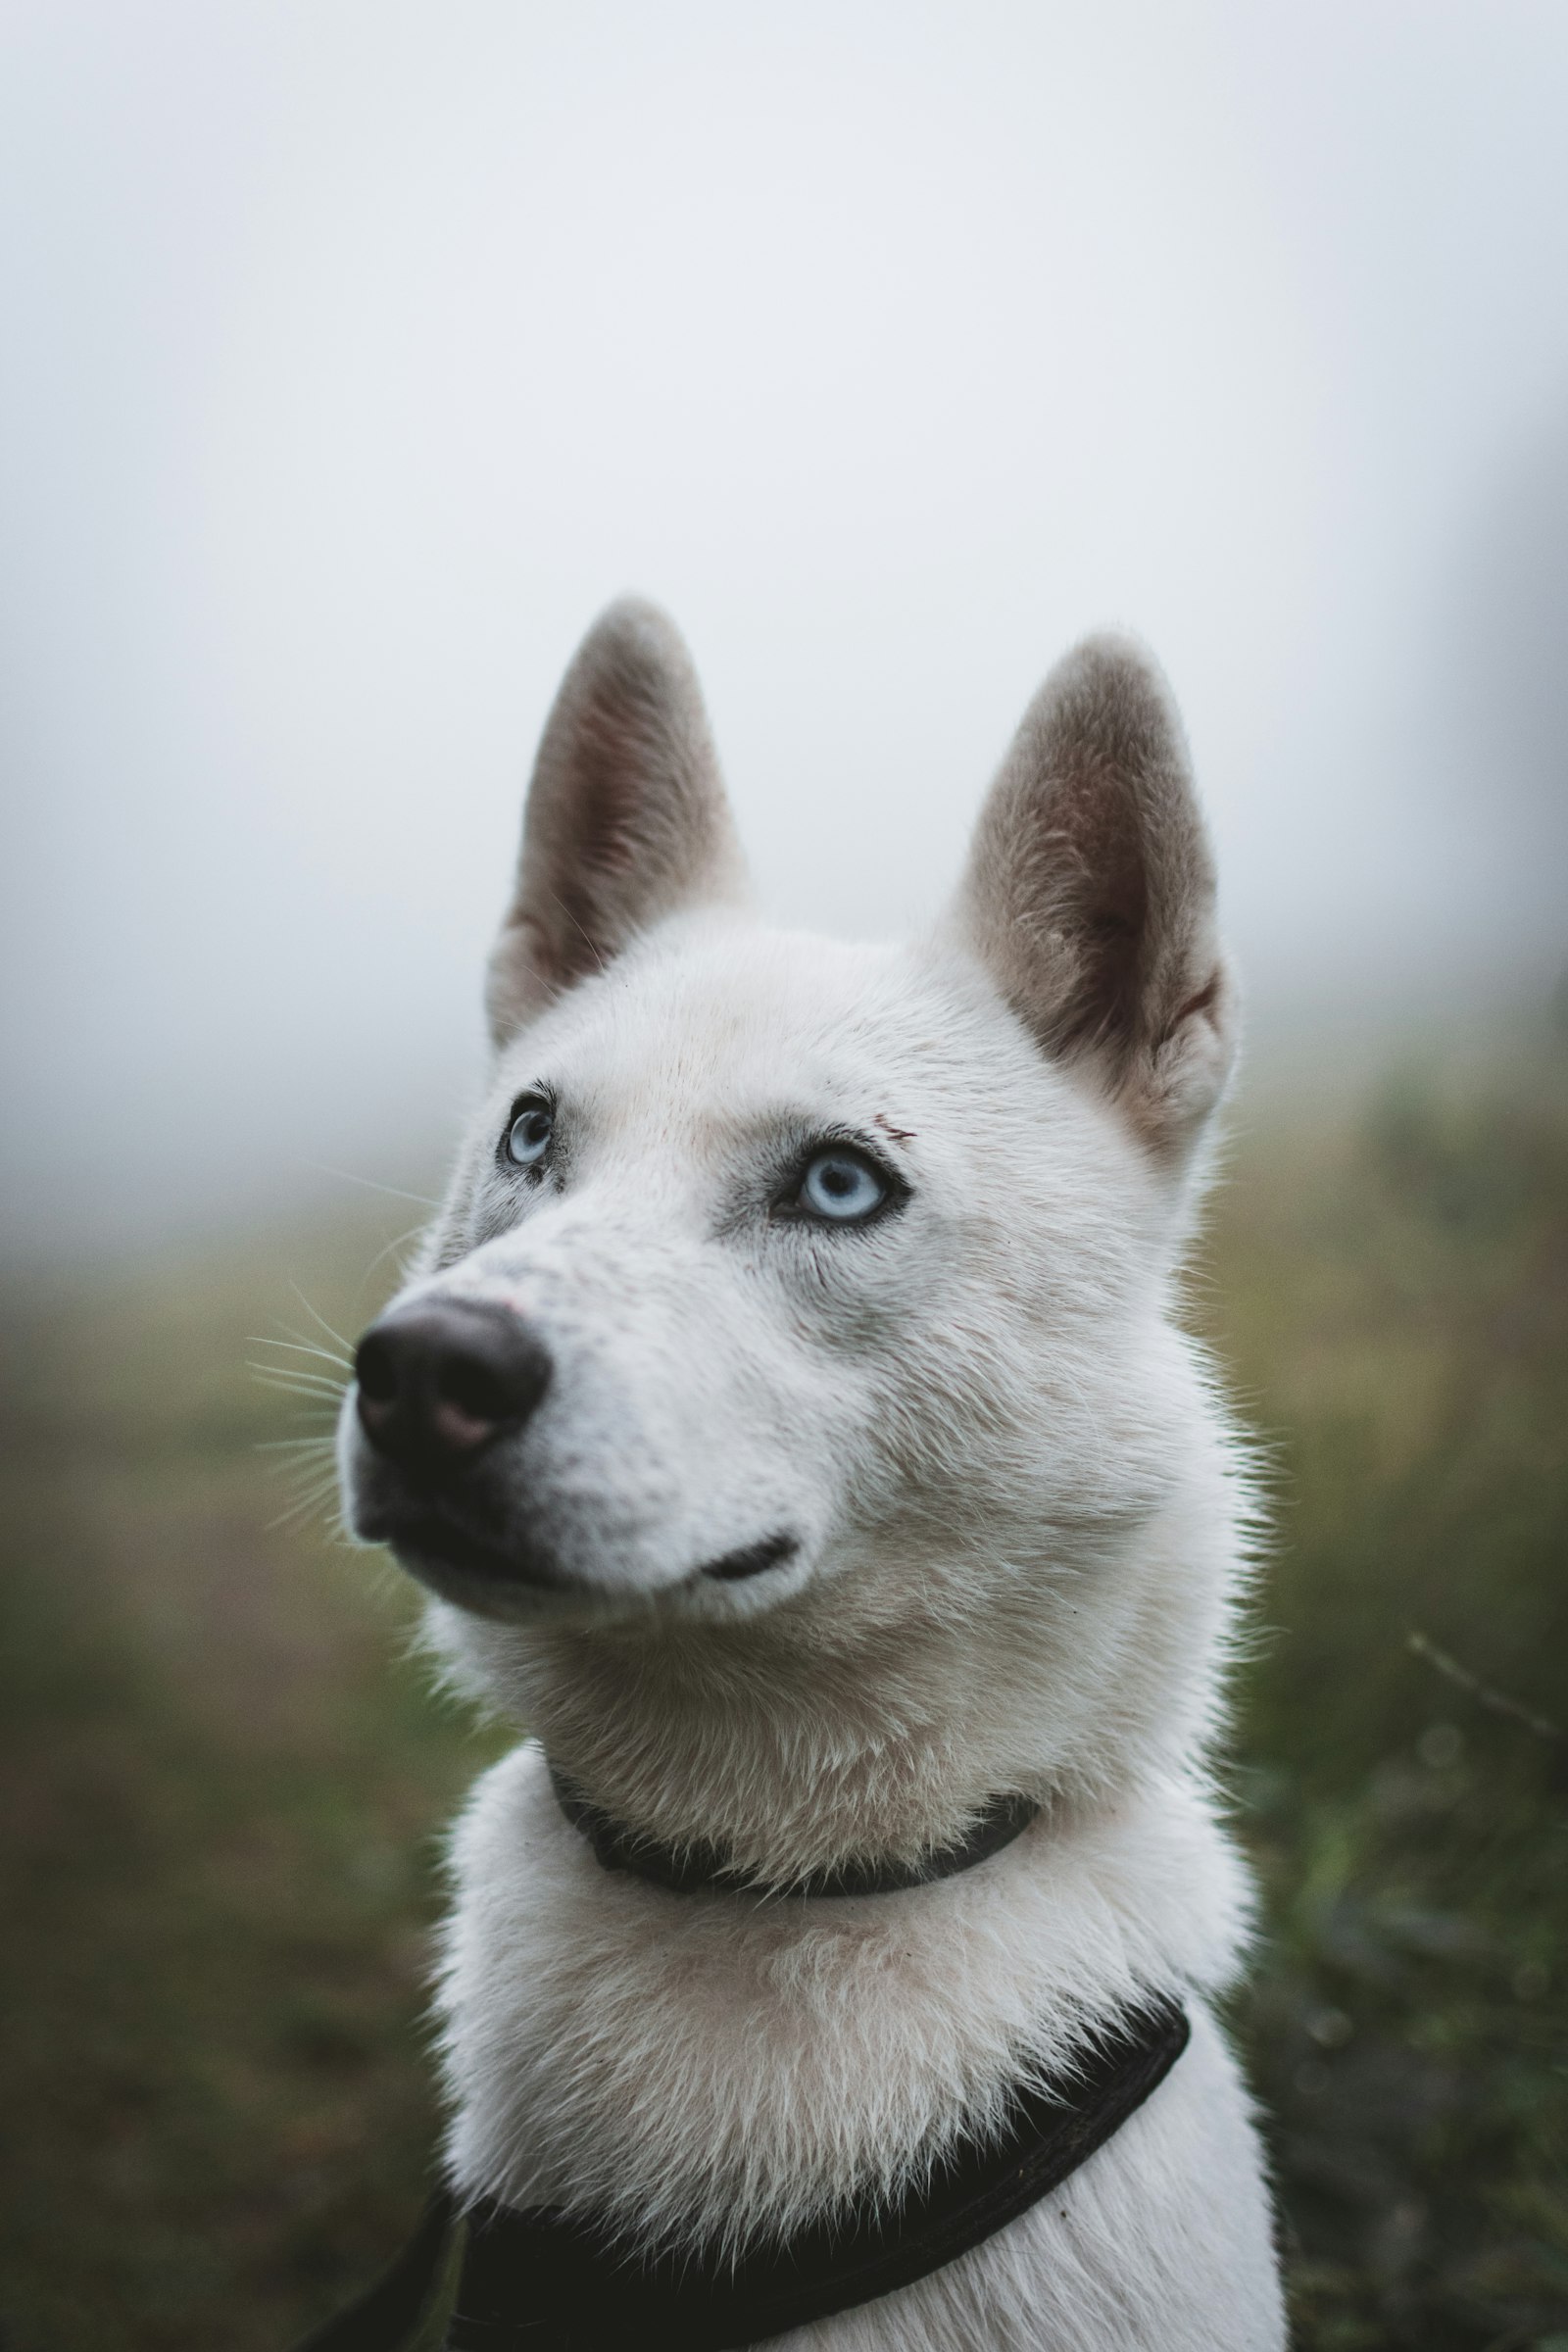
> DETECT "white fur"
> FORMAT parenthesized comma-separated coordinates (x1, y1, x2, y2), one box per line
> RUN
(338, 604, 1286, 2347)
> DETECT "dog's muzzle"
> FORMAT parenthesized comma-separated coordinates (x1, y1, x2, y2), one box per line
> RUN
(351, 1299, 803, 1607)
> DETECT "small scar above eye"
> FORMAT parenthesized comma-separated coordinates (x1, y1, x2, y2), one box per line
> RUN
(874, 1112, 916, 1143)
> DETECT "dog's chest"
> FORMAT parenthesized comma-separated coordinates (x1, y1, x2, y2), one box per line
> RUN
(429, 1740, 1288, 2342)
(431, 1740, 1282, 2352)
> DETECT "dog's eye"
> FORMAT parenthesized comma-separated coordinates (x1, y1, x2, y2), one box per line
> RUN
(796, 1148, 889, 1225)
(506, 1101, 554, 1169)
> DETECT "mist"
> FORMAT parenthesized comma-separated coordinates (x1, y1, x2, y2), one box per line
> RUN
(3, 0, 1565, 1254)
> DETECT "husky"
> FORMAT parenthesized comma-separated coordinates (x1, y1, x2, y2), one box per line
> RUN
(333, 600, 1286, 2349)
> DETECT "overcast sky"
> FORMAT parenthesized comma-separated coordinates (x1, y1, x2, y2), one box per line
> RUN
(2, 0, 1566, 1253)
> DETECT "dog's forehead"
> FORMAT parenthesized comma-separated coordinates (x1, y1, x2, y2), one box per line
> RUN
(506, 921, 984, 1124)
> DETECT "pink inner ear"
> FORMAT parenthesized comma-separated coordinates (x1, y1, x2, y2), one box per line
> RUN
(1045, 764, 1151, 1065)
(539, 708, 655, 985)
(576, 703, 661, 881)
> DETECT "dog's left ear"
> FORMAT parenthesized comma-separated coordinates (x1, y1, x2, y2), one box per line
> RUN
(486, 598, 748, 1046)
(956, 633, 1237, 1169)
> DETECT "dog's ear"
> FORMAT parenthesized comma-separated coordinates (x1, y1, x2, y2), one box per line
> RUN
(956, 633, 1236, 1166)
(486, 598, 747, 1045)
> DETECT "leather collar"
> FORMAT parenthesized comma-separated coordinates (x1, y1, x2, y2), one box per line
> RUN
(548, 1764, 1041, 1898)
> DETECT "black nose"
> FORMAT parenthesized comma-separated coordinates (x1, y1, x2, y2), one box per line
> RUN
(354, 1298, 551, 1474)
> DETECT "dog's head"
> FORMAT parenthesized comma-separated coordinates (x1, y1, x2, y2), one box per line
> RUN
(339, 600, 1240, 1778)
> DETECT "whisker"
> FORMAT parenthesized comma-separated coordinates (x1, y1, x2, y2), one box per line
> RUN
(267, 1475, 337, 1499)
(257, 1408, 347, 1533)
(249, 1393, 342, 1425)
(279, 1452, 343, 1489)
(247, 1363, 348, 1399)
(358, 1221, 429, 1299)
(248, 1334, 355, 1372)
(266, 1439, 346, 1498)
(288, 1281, 357, 1358)
(302, 1163, 439, 1209)
(247, 1359, 346, 1389)
(269, 1485, 342, 1533)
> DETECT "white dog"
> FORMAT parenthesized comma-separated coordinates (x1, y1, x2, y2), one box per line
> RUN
(330, 601, 1285, 2350)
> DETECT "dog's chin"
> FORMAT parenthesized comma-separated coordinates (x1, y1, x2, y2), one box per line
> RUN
(379, 1516, 578, 1623)
(362, 1504, 807, 1628)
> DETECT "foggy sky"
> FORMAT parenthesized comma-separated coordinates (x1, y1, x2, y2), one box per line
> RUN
(3, 1, 1566, 1254)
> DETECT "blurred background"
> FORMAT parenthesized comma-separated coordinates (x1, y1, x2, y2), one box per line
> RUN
(0, 3, 1563, 2346)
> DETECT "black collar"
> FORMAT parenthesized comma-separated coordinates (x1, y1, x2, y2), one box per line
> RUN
(297, 1996, 1191, 2352)
(548, 1765, 1041, 1898)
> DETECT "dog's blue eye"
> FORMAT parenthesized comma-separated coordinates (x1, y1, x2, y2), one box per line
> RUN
(507, 1103, 554, 1168)
(798, 1149, 887, 1224)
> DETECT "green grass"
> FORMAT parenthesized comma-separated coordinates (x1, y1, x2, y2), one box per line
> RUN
(1, 1039, 1564, 2349)
(0, 1216, 510, 2349)
(1212, 1049, 1568, 2350)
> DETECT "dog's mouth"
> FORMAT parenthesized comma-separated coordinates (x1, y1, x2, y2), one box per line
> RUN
(368, 1499, 800, 1612)
(701, 1532, 798, 1582)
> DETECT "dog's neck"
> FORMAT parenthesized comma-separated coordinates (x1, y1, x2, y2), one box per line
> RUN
(442, 1532, 1224, 1890)
(436, 1731, 1248, 2243)
(548, 1761, 1042, 1897)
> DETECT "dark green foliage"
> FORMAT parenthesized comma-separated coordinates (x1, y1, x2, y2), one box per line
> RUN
(0, 1045, 1563, 2348)
(1209, 1048, 1568, 2349)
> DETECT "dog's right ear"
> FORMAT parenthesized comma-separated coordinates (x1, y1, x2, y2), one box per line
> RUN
(485, 599, 747, 1046)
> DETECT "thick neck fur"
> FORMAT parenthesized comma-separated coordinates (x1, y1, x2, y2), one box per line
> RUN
(440, 1757, 1253, 2252)
(431, 1397, 1245, 1888)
